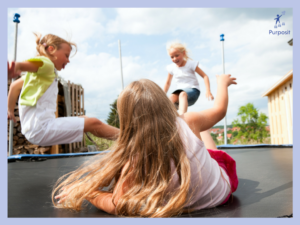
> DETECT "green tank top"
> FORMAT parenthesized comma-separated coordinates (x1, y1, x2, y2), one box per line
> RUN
(20, 56, 56, 106)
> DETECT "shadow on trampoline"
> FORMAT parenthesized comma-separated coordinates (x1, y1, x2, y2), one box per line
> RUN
(236, 179, 293, 206)
(182, 179, 292, 218)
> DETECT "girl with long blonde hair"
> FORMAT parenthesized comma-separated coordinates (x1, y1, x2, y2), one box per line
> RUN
(53, 74, 238, 217)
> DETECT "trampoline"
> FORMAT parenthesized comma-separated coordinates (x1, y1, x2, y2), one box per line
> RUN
(7, 145, 293, 218)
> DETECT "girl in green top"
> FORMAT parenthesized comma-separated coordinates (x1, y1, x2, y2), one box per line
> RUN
(8, 33, 119, 146)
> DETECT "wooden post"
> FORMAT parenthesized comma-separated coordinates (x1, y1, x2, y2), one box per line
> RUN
(270, 94, 276, 144)
(78, 86, 82, 148)
(50, 95, 59, 154)
(75, 84, 78, 149)
(68, 80, 72, 153)
(64, 82, 86, 152)
(72, 83, 76, 150)
(268, 97, 274, 144)
(82, 88, 86, 147)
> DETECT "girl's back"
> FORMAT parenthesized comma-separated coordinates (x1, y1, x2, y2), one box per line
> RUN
(175, 117, 231, 210)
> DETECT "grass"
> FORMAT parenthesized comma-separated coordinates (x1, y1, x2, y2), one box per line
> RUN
(217, 137, 271, 145)
(84, 133, 115, 151)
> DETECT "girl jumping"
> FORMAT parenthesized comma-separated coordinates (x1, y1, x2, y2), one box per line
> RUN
(7, 33, 119, 146)
(164, 41, 214, 115)
(53, 74, 238, 217)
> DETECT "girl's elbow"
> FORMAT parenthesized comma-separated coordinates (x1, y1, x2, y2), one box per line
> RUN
(110, 207, 117, 215)
(215, 107, 227, 121)
(220, 108, 227, 120)
(102, 204, 117, 215)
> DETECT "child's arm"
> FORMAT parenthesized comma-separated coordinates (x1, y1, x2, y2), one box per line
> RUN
(87, 162, 131, 214)
(55, 184, 116, 214)
(7, 78, 24, 123)
(55, 162, 131, 215)
(14, 61, 43, 73)
(195, 67, 214, 101)
(87, 192, 116, 214)
(7, 61, 43, 122)
(163, 74, 173, 93)
(8, 61, 21, 79)
(8, 60, 43, 79)
(182, 74, 236, 134)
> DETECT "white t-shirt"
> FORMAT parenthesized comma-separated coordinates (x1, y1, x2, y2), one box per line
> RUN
(167, 60, 200, 91)
(169, 117, 231, 210)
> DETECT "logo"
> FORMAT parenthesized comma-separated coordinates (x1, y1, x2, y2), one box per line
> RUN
(274, 11, 285, 28)
(269, 11, 290, 36)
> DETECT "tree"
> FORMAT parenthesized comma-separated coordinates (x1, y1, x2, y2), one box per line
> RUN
(106, 99, 119, 128)
(232, 131, 238, 138)
(232, 103, 269, 143)
(210, 133, 218, 144)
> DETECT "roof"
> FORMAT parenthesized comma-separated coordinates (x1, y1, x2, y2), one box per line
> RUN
(262, 69, 293, 97)
(210, 128, 220, 133)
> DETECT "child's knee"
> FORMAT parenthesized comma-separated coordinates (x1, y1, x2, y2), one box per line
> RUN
(169, 94, 178, 103)
(179, 91, 187, 99)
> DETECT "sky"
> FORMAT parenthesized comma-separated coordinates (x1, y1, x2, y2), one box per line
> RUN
(7, 8, 293, 126)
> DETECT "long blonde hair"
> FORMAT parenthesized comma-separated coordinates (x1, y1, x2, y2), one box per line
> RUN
(34, 33, 77, 58)
(52, 79, 191, 217)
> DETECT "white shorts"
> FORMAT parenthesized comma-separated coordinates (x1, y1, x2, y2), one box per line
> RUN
(25, 117, 85, 146)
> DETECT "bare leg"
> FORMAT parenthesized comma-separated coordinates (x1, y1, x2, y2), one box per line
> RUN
(80, 116, 119, 141)
(178, 91, 188, 115)
(169, 93, 179, 103)
(200, 129, 217, 150)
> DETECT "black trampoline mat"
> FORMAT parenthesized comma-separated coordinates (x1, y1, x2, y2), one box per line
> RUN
(8, 147, 293, 218)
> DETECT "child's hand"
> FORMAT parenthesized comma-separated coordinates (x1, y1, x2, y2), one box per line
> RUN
(7, 110, 16, 123)
(8, 61, 21, 79)
(206, 92, 214, 101)
(216, 74, 237, 87)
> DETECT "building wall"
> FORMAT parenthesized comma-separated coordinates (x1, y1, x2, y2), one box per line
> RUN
(268, 77, 293, 144)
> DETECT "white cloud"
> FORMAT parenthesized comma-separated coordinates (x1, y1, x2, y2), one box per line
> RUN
(7, 8, 293, 127)
(7, 8, 106, 60)
(107, 8, 205, 35)
(57, 51, 161, 120)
